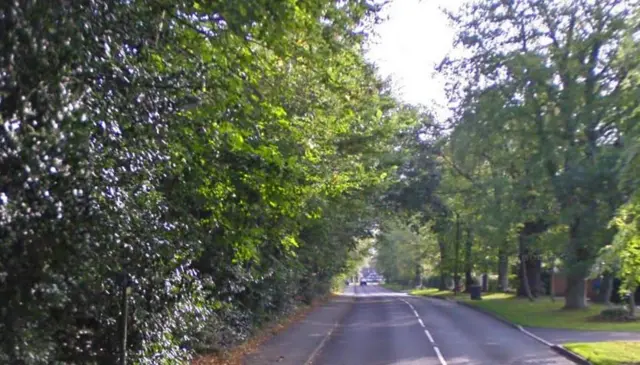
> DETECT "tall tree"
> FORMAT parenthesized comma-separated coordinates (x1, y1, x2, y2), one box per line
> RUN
(0, 0, 408, 362)
(608, 7, 640, 310)
(441, 0, 639, 308)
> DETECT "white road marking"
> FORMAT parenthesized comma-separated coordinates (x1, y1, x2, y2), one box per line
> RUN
(424, 329, 434, 343)
(303, 321, 340, 365)
(400, 299, 446, 365)
(401, 299, 416, 310)
(434, 346, 447, 365)
(518, 325, 555, 347)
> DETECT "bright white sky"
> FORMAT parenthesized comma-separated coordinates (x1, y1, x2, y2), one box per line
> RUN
(365, 0, 464, 119)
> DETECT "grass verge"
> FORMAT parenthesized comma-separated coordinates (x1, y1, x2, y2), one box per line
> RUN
(564, 342, 640, 365)
(410, 288, 457, 298)
(410, 289, 640, 332)
(382, 282, 411, 292)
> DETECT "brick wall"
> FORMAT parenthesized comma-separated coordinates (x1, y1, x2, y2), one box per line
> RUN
(551, 273, 597, 298)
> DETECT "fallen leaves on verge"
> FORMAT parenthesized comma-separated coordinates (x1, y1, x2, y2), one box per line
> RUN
(192, 296, 331, 365)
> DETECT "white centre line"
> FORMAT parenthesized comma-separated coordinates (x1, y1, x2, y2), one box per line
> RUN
(434, 347, 447, 365)
(424, 329, 434, 343)
(402, 300, 416, 310)
(400, 299, 446, 365)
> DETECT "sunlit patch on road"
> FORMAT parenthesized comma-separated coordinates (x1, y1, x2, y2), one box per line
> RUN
(340, 285, 409, 297)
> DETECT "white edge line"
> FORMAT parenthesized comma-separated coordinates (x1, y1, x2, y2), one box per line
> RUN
(418, 318, 425, 327)
(424, 329, 434, 343)
(517, 325, 554, 347)
(433, 346, 447, 365)
(303, 321, 339, 365)
(430, 296, 556, 350)
(413, 310, 420, 317)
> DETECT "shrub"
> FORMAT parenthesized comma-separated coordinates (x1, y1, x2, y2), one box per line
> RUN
(0, 0, 391, 362)
(598, 307, 635, 322)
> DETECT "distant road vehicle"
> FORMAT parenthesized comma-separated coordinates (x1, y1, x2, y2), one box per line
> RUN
(360, 278, 367, 286)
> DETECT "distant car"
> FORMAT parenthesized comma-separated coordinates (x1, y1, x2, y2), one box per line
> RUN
(360, 278, 367, 286)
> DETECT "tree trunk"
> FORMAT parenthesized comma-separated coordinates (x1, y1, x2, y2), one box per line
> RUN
(517, 221, 546, 298)
(482, 273, 489, 292)
(453, 274, 460, 294)
(550, 268, 555, 302)
(497, 246, 509, 292)
(465, 270, 473, 293)
(464, 228, 473, 293)
(454, 214, 460, 295)
(630, 285, 637, 318)
(564, 219, 589, 309)
(548, 255, 556, 301)
(564, 273, 587, 309)
(438, 239, 448, 290)
(603, 275, 613, 306)
(439, 272, 448, 290)
(594, 272, 613, 305)
(529, 257, 542, 296)
(415, 264, 422, 288)
(520, 252, 534, 301)
(519, 233, 534, 301)
(518, 250, 541, 297)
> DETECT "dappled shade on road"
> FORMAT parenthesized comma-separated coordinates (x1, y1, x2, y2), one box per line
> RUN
(315, 285, 574, 365)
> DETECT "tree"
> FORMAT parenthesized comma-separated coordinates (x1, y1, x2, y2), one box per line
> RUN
(440, 0, 639, 308)
(375, 215, 439, 287)
(0, 0, 409, 363)
(607, 6, 640, 313)
(438, 80, 564, 297)
(610, 200, 640, 317)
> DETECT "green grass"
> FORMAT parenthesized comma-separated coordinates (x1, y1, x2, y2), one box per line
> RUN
(410, 288, 455, 298)
(411, 289, 640, 332)
(564, 342, 640, 365)
(381, 282, 410, 292)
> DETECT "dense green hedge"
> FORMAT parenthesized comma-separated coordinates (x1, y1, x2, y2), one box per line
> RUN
(0, 1, 407, 363)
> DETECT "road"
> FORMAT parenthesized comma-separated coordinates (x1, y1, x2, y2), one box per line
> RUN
(312, 284, 575, 365)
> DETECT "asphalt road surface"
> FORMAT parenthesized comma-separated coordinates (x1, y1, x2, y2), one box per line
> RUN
(312, 284, 575, 365)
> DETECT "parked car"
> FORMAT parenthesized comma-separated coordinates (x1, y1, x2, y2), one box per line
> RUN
(360, 278, 367, 286)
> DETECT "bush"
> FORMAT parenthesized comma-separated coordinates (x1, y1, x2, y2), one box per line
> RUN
(0, 0, 392, 363)
(424, 275, 442, 288)
(597, 307, 635, 322)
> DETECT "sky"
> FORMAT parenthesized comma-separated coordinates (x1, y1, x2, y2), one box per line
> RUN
(365, 0, 464, 119)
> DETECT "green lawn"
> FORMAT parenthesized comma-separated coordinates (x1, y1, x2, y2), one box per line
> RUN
(565, 342, 640, 365)
(381, 283, 411, 292)
(410, 289, 640, 332)
(410, 287, 456, 298)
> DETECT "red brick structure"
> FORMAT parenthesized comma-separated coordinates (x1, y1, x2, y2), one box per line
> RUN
(551, 273, 597, 298)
